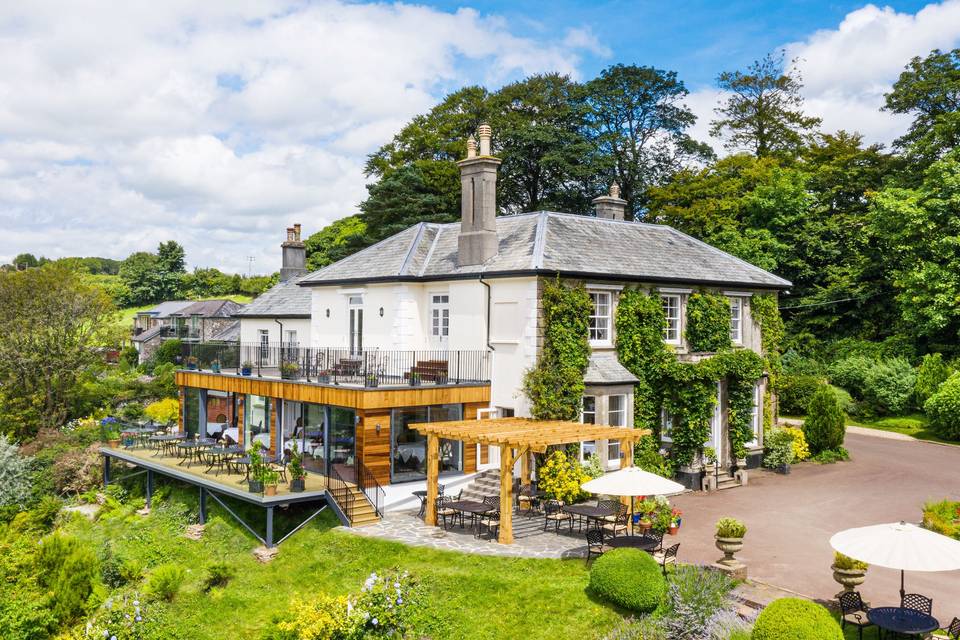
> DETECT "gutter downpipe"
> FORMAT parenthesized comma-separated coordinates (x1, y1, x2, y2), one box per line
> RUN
(478, 270, 494, 394)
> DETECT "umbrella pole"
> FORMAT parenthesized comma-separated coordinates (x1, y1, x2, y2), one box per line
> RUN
(900, 570, 905, 601)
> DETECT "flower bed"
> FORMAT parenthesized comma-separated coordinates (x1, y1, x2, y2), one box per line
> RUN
(923, 499, 960, 539)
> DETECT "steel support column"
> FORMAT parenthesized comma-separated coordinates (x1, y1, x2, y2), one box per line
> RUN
(266, 506, 275, 548)
(146, 470, 154, 508)
(199, 486, 207, 524)
(103, 455, 111, 487)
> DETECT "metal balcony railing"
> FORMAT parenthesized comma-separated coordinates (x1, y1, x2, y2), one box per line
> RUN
(179, 342, 491, 388)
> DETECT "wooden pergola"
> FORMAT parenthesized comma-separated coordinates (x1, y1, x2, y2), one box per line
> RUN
(411, 418, 650, 544)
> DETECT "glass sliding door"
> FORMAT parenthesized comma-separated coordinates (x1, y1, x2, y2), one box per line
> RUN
(183, 388, 201, 438)
(244, 394, 271, 452)
(390, 404, 463, 482)
(281, 401, 327, 474)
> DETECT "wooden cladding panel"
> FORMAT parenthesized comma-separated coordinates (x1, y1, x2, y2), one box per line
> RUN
(359, 409, 392, 486)
(176, 372, 489, 410)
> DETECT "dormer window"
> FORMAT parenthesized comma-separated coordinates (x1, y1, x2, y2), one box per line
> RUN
(588, 291, 611, 345)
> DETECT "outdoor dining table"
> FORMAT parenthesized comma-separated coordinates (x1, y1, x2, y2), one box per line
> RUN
(564, 503, 618, 531)
(606, 534, 660, 552)
(120, 426, 158, 448)
(867, 607, 939, 638)
(413, 490, 429, 517)
(175, 439, 215, 467)
(203, 445, 242, 475)
(149, 434, 185, 456)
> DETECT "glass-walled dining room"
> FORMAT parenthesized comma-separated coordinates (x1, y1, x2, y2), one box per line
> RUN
(279, 401, 356, 476)
(390, 404, 463, 483)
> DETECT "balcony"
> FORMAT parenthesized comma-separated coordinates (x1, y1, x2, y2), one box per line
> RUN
(179, 342, 491, 389)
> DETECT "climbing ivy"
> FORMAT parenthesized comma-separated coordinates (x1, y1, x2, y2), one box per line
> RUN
(523, 278, 592, 421)
(752, 292, 785, 429)
(615, 290, 672, 431)
(685, 292, 733, 353)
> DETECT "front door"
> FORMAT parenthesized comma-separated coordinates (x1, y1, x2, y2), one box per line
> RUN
(709, 382, 724, 465)
(348, 296, 363, 356)
(429, 293, 449, 349)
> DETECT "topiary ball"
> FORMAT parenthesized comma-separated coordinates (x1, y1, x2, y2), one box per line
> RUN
(751, 597, 843, 640)
(588, 548, 665, 613)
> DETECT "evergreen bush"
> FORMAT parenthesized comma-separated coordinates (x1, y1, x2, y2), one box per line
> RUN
(925, 373, 960, 440)
(146, 563, 186, 602)
(803, 385, 846, 454)
(828, 355, 874, 399)
(0, 435, 33, 509)
(589, 548, 665, 613)
(762, 428, 794, 468)
(751, 598, 842, 639)
(915, 353, 952, 406)
(685, 293, 732, 353)
(862, 357, 916, 415)
(777, 375, 822, 415)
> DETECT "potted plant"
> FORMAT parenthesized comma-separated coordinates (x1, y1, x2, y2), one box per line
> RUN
(263, 469, 280, 497)
(409, 372, 422, 387)
(280, 361, 300, 380)
(831, 552, 868, 594)
(669, 508, 683, 535)
(703, 446, 718, 472)
(763, 428, 794, 474)
(715, 517, 747, 566)
(634, 497, 655, 531)
(318, 369, 332, 383)
(211, 360, 221, 373)
(289, 443, 306, 492)
(241, 361, 253, 376)
(435, 372, 449, 385)
(365, 372, 379, 388)
(248, 441, 265, 493)
(186, 356, 198, 370)
(104, 426, 121, 449)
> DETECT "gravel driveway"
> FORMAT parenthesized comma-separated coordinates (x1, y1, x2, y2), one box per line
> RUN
(670, 431, 960, 621)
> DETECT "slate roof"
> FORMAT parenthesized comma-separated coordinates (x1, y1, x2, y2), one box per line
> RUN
(236, 275, 312, 318)
(173, 299, 243, 318)
(584, 354, 640, 385)
(138, 300, 194, 318)
(300, 212, 791, 289)
(209, 320, 241, 342)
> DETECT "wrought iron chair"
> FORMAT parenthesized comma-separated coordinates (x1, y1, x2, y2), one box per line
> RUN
(838, 591, 872, 640)
(268, 453, 289, 483)
(516, 484, 539, 515)
(643, 529, 665, 554)
(601, 504, 629, 538)
(585, 529, 610, 564)
(901, 593, 933, 615)
(945, 616, 960, 640)
(543, 499, 573, 534)
(477, 507, 500, 540)
(653, 542, 680, 576)
(436, 496, 461, 530)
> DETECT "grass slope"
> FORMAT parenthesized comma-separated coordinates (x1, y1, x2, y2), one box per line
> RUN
(60, 486, 620, 640)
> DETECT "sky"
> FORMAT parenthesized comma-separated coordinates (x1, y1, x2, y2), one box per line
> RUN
(1, 0, 959, 274)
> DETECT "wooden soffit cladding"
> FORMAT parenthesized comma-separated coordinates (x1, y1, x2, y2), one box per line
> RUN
(410, 417, 650, 453)
(176, 371, 490, 410)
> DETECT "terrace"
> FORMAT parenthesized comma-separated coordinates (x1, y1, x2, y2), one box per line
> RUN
(179, 341, 491, 389)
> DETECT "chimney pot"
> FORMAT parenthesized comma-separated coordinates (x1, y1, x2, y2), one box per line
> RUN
(293, 223, 301, 241)
(280, 223, 307, 281)
(478, 123, 492, 156)
(466, 136, 477, 159)
(610, 183, 620, 199)
(592, 184, 628, 221)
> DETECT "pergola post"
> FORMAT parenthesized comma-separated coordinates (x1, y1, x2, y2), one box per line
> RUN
(520, 449, 530, 486)
(620, 438, 633, 467)
(425, 433, 439, 526)
(498, 445, 514, 544)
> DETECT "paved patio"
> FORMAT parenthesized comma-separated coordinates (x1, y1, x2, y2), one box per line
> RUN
(670, 431, 960, 621)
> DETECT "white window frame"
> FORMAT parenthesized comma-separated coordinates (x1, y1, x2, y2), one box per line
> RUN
(606, 395, 626, 467)
(661, 294, 681, 344)
(729, 297, 743, 344)
(588, 291, 612, 346)
(581, 396, 597, 461)
(747, 383, 762, 447)
(660, 407, 674, 443)
(430, 293, 450, 339)
(258, 329, 269, 359)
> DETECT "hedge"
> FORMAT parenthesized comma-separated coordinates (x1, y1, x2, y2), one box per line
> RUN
(777, 375, 822, 415)
(751, 598, 842, 640)
(588, 548, 665, 613)
(925, 372, 960, 441)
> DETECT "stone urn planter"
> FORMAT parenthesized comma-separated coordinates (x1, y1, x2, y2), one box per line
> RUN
(715, 536, 744, 566)
(831, 565, 867, 593)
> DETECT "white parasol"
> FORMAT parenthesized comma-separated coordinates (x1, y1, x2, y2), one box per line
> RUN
(582, 467, 686, 534)
(830, 521, 960, 598)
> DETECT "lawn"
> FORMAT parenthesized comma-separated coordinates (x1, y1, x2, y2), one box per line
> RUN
(57, 485, 622, 640)
(846, 413, 957, 446)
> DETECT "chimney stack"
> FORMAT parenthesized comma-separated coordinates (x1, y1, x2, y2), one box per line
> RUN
(593, 183, 628, 220)
(456, 124, 501, 266)
(280, 223, 307, 282)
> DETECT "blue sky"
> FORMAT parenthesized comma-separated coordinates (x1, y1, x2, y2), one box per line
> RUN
(0, 0, 958, 273)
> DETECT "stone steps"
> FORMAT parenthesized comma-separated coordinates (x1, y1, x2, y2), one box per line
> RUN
(457, 469, 502, 502)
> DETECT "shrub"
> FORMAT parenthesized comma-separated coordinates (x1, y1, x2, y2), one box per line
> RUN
(751, 597, 842, 639)
(144, 398, 180, 425)
(537, 450, 589, 504)
(146, 563, 186, 602)
(915, 353, 953, 406)
(633, 435, 674, 478)
(925, 373, 960, 440)
(781, 426, 810, 462)
(923, 499, 960, 539)
(812, 447, 849, 464)
(660, 565, 736, 640)
(828, 355, 874, 398)
(803, 385, 845, 454)
(776, 375, 822, 415)
(716, 517, 746, 538)
(862, 357, 916, 415)
(685, 293, 732, 353)
(29, 495, 62, 529)
(151, 339, 182, 367)
(119, 345, 140, 369)
(781, 351, 825, 376)
(830, 385, 857, 415)
(582, 455, 604, 479)
(37, 533, 100, 624)
(0, 435, 33, 508)
(705, 609, 753, 640)
(833, 552, 868, 571)
(0, 598, 56, 640)
(51, 443, 101, 496)
(86, 593, 161, 640)
(203, 561, 236, 591)
(762, 428, 794, 468)
(589, 548, 666, 613)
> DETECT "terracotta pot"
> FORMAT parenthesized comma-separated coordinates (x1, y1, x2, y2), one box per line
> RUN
(265, 484, 278, 497)
(715, 536, 744, 564)
(108, 439, 120, 449)
(831, 565, 867, 593)
(668, 525, 679, 535)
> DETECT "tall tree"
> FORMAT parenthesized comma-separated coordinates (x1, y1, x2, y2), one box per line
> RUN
(0, 265, 116, 438)
(710, 53, 821, 158)
(305, 215, 369, 270)
(586, 64, 713, 218)
(157, 241, 186, 274)
(884, 48, 960, 170)
(360, 162, 460, 244)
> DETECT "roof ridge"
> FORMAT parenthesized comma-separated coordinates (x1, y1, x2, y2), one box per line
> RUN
(399, 222, 427, 276)
(662, 226, 792, 287)
(301, 223, 421, 283)
(532, 211, 548, 269)
(420, 226, 443, 277)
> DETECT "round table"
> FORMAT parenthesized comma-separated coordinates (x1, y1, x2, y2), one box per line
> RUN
(412, 490, 428, 517)
(606, 535, 660, 552)
(867, 607, 939, 637)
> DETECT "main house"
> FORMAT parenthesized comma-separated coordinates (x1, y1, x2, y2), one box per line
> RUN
(175, 125, 789, 498)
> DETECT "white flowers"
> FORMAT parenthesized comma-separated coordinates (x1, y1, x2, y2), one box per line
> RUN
(371, 617, 379, 626)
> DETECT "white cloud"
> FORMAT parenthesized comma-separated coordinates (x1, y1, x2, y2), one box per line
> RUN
(0, 1, 598, 271)
(689, 1, 960, 151)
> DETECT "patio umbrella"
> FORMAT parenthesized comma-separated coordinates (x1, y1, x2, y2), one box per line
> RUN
(581, 467, 686, 534)
(830, 521, 960, 598)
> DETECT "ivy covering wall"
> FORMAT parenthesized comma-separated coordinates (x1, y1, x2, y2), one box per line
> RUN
(523, 278, 592, 421)
(685, 293, 733, 352)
